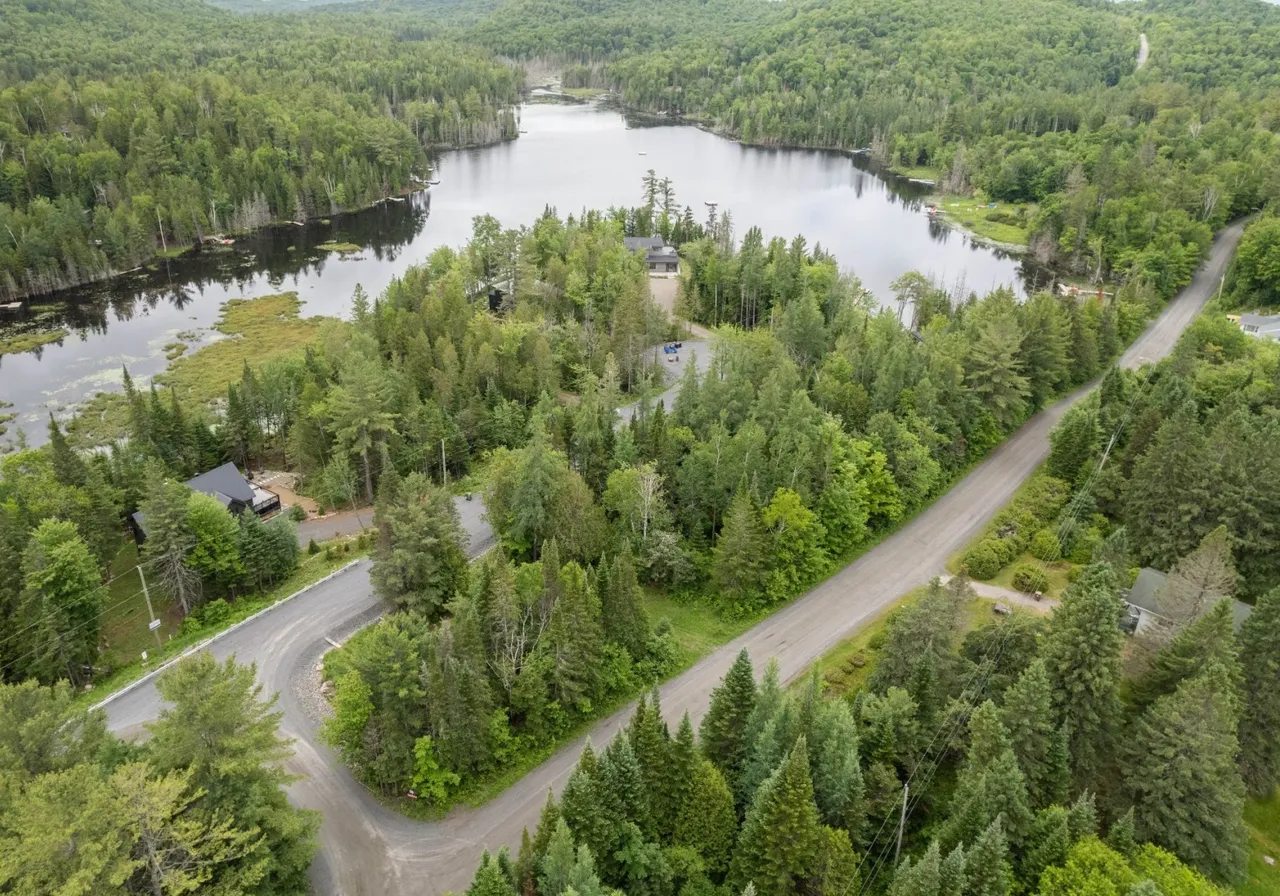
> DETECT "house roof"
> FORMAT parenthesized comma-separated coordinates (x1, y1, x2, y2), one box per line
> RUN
(623, 236, 665, 252)
(1124, 566, 1254, 631)
(185, 462, 256, 505)
(648, 250, 679, 265)
(1237, 313, 1280, 339)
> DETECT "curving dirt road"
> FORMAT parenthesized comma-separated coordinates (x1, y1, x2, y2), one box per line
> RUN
(103, 220, 1244, 896)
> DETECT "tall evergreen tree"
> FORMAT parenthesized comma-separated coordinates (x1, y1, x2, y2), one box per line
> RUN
(673, 759, 738, 879)
(939, 703, 1032, 850)
(45, 415, 87, 487)
(809, 697, 866, 837)
(370, 472, 468, 618)
(1124, 401, 1213, 569)
(1125, 663, 1248, 883)
(889, 841, 941, 896)
(1040, 563, 1124, 790)
(700, 649, 758, 793)
(1156, 526, 1237, 632)
(729, 738, 824, 896)
(965, 817, 1011, 896)
(15, 520, 106, 685)
(600, 548, 650, 661)
(713, 490, 768, 613)
(470, 852, 519, 896)
(140, 471, 201, 617)
(1130, 599, 1239, 710)
(545, 561, 605, 711)
(629, 692, 676, 839)
(1238, 588, 1280, 796)
(1020, 806, 1071, 889)
(999, 659, 1069, 809)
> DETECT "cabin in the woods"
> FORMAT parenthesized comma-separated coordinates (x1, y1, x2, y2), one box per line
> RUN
(1121, 567, 1254, 635)
(130, 462, 280, 542)
(1231, 312, 1280, 342)
(624, 236, 680, 274)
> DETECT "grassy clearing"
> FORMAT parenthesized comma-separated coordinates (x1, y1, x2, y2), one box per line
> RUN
(82, 540, 366, 708)
(317, 241, 362, 254)
(1243, 791, 1280, 896)
(562, 87, 610, 98)
(642, 589, 761, 667)
(986, 553, 1075, 599)
(157, 292, 324, 406)
(888, 164, 939, 182)
(163, 342, 188, 360)
(936, 193, 1031, 247)
(0, 328, 68, 356)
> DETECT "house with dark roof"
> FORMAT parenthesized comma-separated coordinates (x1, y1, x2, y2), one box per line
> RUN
(130, 462, 280, 542)
(624, 236, 680, 274)
(1121, 567, 1254, 635)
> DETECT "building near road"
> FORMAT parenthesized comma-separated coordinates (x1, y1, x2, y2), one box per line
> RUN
(1121, 567, 1254, 635)
(130, 462, 281, 542)
(624, 236, 679, 274)
(1228, 312, 1280, 341)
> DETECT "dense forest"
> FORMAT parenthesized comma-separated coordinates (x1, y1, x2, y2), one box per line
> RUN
(0, 655, 318, 894)
(0, 0, 522, 299)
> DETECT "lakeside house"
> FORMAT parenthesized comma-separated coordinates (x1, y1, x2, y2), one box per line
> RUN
(1229, 312, 1280, 341)
(1121, 567, 1254, 635)
(624, 236, 680, 274)
(130, 462, 281, 542)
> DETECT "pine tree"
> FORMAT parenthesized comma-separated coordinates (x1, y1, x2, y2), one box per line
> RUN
(545, 561, 605, 711)
(141, 471, 201, 617)
(999, 659, 1069, 809)
(1066, 791, 1097, 842)
(601, 548, 649, 661)
(713, 491, 768, 613)
(1239, 588, 1280, 796)
(370, 472, 469, 618)
(940, 704, 1032, 850)
(1047, 402, 1099, 485)
(1157, 526, 1237, 631)
(516, 829, 537, 896)
(531, 791, 562, 871)
(809, 697, 866, 837)
(810, 826, 860, 896)
(1131, 600, 1240, 710)
(1020, 806, 1070, 890)
(540, 819, 579, 896)
(471, 852, 519, 896)
(700, 649, 758, 792)
(45, 415, 86, 487)
(965, 817, 1011, 896)
(560, 745, 614, 877)
(889, 841, 941, 896)
(1040, 563, 1124, 791)
(938, 845, 967, 896)
(674, 759, 738, 879)
(15, 520, 106, 685)
(600, 733, 648, 838)
(729, 738, 823, 896)
(1125, 663, 1248, 883)
(1106, 808, 1137, 858)
(1124, 401, 1213, 569)
(629, 692, 675, 839)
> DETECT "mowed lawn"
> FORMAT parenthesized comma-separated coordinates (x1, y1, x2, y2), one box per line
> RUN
(101, 541, 183, 670)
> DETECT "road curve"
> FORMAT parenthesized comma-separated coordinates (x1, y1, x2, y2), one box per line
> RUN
(104, 220, 1244, 896)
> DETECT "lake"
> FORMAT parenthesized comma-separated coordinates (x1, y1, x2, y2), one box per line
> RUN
(0, 100, 1032, 448)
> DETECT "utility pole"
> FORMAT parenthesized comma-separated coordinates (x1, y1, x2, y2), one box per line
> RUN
(138, 565, 162, 647)
(894, 782, 909, 865)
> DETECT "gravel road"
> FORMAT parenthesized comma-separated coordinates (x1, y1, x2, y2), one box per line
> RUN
(102, 219, 1244, 896)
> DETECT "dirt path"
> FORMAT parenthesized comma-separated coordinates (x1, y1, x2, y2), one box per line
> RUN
(101, 221, 1247, 896)
(940, 575, 1060, 614)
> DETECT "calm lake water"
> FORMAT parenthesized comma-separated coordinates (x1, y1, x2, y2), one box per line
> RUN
(0, 100, 1031, 448)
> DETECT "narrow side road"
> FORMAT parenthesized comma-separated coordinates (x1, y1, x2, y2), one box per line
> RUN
(104, 220, 1244, 896)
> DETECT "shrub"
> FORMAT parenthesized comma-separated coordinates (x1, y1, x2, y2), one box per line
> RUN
(990, 536, 1019, 566)
(1011, 563, 1049, 593)
(963, 541, 1002, 579)
(308, 538, 320, 555)
(1068, 528, 1102, 564)
(1029, 529, 1062, 562)
(1066, 566, 1083, 583)
(288, 504, 308, 523)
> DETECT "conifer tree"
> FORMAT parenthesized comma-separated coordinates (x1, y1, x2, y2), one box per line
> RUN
(809, 697, 866, 836)
(939, 704, 1032, 850)
(810, 826, 860, 896)
(142, 470, 202, 617)
(1047, 402, 1099, 485)
(516, 829, 537, 896)
(1040, 563, 1124, 790)
(700, 649, 758, 793)
(999, 659, 1069, 809)
(1106, 808, 1137, 859)
(601, 547, 649, 661)
(1020, 806, 1071, 889)
(1124, 401, 1213, 568)
(1131, 599, 1240, 710)
(540, 819, 579, 896)
(545, 561, 605, 711)
(1126, 663, 1248, 883)
(629, 692, 675, 839)
(370, 472, 468, 618)
(16, 520, 106, 685)
(560, 746, 613, 877)
(889, 841, 941, 896)
(674, 759, 738, 879)
(1156, 526, 1237, 631)
(531, 791, 562, 871)
(729, 738, 823, 896)
(938, 845, 967, 896)
(1237, 588, 1280, 796)
(471, 852, 519, 896)
(965, 817, 1011, 896)
(45, 415, 86, 487)
(1066, 791, 1097, 843)
(600, 733, 648, 839)
(712, 491, 768, 612)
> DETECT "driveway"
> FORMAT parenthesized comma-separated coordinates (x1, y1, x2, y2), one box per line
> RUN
(102, 219, 1245, 895)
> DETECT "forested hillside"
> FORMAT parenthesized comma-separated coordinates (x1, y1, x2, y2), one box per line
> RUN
(0, 0, 521, 299)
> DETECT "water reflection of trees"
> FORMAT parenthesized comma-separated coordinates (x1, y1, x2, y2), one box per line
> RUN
(16, 197, 430, 336)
